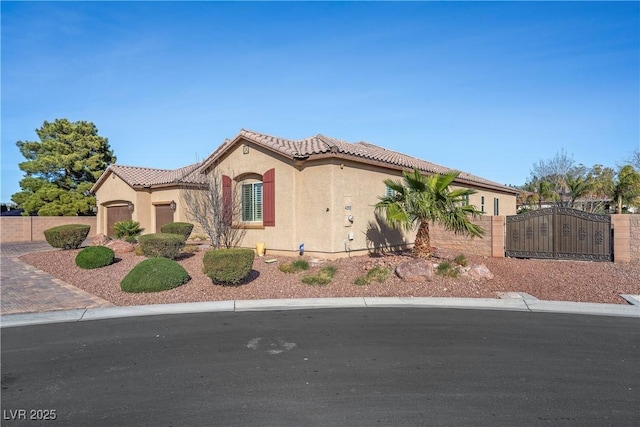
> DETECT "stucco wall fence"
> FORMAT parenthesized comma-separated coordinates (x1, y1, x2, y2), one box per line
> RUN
(0, 217, 97, 243)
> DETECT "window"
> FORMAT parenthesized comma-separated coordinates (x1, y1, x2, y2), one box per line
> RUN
(233, 168, 275, 226)
(242, 182, 263, 222)
(481, 196, 485, 213)
(493, 197, 499, 216)
(462, 194, 470, 206)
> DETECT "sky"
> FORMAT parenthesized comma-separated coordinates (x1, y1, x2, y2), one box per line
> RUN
(2, 1, 639, 203)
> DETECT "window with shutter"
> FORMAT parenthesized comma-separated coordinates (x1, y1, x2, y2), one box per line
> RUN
(242, 182, 263, 222)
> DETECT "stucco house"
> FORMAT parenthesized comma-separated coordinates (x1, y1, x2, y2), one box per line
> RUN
(92, 129, 518, 258)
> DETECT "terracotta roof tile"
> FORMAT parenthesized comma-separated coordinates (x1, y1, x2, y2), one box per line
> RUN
(191, 129, 516, 195)
(93, 162, 206, 191)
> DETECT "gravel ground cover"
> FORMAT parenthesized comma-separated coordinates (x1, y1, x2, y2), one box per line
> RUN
(20, 247, 640, 306)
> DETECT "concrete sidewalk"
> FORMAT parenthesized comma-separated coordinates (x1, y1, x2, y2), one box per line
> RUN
(1, 241, 638, 329)
(2, 296, 639, 328)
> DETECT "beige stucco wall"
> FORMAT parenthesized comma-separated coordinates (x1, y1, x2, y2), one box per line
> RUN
(95, 172, 191, 236)
(207, 140, 517, 258)
(94, 172, 137, 235)
(209, 141, 299, 253)
(93, 138, 517, 257)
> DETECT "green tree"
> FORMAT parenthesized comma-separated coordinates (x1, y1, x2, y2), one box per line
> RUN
(565, 167, 593, 209)
(612, 165, 640, 213)
(375, 169, 484, 259)
(521, 177, 557, 209)
(11, 119, 116, 215)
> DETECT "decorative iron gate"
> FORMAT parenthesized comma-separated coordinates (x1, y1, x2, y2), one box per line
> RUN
(505, 207, 612, 261)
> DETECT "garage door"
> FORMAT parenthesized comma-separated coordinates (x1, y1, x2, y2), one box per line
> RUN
(155, 204, 174, 232)
(106, 206, 132, 237)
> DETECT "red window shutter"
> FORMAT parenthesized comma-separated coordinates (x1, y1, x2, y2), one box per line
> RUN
(222, 175, 232, 226)
(263, 168, 275, 227)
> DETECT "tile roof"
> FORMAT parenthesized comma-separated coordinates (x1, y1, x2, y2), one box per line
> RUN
(201, 129, 517, 194)
(91, 162, 206, 192)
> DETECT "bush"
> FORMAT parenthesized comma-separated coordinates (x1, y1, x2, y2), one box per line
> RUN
(138, 233, 185, 259)
(160, 222, 194, 240)
(279, 259, 310, 273)
(182, 244, 200, 254)
(44, 224, 90, 249)
(203, 248, 255, 285)
(354, 265, 391, 286)
(302, 265, 337, 286)
(353, 276, 370, 286)
(436, 261, 458, 278)
(75, 246, 115, 269)
(120, 258, 190, 293)
(454, 254, 468, 267)
(113, 220, 143, 242)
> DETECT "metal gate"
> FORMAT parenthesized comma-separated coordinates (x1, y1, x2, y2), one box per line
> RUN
(505, 207, 612, 261)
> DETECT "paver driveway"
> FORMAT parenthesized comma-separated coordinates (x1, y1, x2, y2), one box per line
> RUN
(0, 242, 113, 315)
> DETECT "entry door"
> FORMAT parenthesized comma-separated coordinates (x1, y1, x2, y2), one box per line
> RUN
(155, 204, 174, 232)
(106, 206, 132, 237)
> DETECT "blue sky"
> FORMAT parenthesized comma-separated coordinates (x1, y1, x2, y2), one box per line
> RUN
(2, 1, 639, 203)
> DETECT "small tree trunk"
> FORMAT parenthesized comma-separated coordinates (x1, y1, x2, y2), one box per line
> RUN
(617, 194, 623, 214)
(413, 219, 432, 259)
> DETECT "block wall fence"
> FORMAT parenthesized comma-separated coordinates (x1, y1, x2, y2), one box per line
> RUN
(0, 217, 97, 243)
(430, 214, 639, 264)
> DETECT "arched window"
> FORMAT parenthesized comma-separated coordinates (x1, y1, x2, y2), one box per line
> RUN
(242, 180, 263, 223)
(229, 168, 275, 226)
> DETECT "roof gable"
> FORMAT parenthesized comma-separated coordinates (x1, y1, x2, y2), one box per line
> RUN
(91, 162, 206, 193)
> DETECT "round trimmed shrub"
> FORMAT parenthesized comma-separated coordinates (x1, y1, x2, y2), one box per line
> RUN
(75, 246, 115, 269)
(203, 248, 254, 285)
(44, 224, 91, 249)
(120, 258, 190, 293)
(138, 233, 185, 259)
(160, 222, 194, 240)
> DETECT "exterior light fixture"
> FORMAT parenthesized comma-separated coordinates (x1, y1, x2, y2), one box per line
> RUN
(127, 202, 134, 212)
(92, 206, 98, 214)
(170, 200, 176, 211)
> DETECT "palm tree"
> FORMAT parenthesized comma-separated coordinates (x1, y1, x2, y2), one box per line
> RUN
(535, 179, 556, 209)
(612, 165, 640, 213)
(375, 168, 484, 259)
(565, 174, 592, 209)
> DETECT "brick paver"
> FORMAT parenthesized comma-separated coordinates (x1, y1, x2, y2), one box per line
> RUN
(1, 242, 113, 315)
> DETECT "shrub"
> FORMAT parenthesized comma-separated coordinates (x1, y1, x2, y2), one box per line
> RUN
(203, 248, 255, 285)
(353, 276, 370, 286)
(182, 244, 200, 254)
(75, 246, 115, 269)
(279, 259, 310, 273)
(302, 265, 337, 286)
(367, 265, 391, 283)
(353, 265, 392, 286)
(160, 222, 194, 240)
(113, 220, 143, 242)
(44, 224, 90, 249)
(120, 258, 190, 293)
(138, 233, 186, 259)
(454, 254, 468, 267)
(436, 261, 458, 278)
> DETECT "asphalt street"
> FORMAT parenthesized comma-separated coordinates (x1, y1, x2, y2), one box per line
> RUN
(2, 308, 639, 426)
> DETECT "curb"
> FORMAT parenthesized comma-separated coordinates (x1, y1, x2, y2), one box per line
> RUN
(1, 297, 639, 328)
